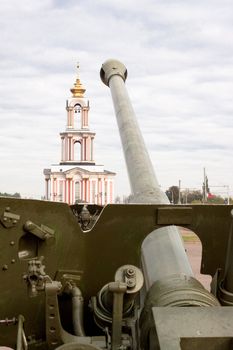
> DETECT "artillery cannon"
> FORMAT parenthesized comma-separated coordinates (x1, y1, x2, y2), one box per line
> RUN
(1, 59, 233, 350)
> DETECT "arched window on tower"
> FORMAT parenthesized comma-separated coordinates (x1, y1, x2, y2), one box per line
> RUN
(74, 140, 81, 162)
(74, 103, 81, 129)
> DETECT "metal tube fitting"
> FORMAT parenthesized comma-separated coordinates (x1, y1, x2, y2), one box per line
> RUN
(98, 264, 143, 316)
(70, 286, 85, 337)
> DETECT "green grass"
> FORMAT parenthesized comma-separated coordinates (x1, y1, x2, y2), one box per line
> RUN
(181, 233, 200, 243)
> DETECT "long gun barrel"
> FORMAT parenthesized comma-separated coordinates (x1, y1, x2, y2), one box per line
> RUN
(100, 59, 168, 204)
(100, 59, 219, 348)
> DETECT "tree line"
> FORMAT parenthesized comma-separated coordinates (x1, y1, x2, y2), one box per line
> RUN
(115, 186, 231, 204)
(165, 186, 231, 204)
(0, 192, 21, 198)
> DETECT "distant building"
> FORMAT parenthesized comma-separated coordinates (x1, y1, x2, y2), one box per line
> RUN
(43, 66, 115, 205)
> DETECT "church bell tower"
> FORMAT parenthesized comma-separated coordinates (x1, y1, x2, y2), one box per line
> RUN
(43, 63, 115, 205)
(60, 65, 95, 165)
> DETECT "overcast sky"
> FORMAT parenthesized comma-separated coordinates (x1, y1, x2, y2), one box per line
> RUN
(0, 0, 233, 199)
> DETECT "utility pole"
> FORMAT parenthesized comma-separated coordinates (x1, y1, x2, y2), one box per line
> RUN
(178, 179, 181, 204)
(203, 168, 207, 203)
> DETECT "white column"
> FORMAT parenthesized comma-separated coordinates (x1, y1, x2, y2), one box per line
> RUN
(45, 179, 49, 200)
(64, 137, 67, 161)
(91, 137, 94, 161)
(70, 137, 72, 160)
(104, 179, 109, 204)
(86, 179, 89, 202)
(95, 180, 98, 204)
(111, 180, 114, 204)
(61, 138, 64, 161)
(85, 108, 89, 127)
(105, 180, 108, 203)
(97, 178, 101, 205)
(81, 109, 84, 128)
(57, 179, 60, 201)
(54, 178, 57, 202)
(81, 140, 84, 161)
(71, 139, 74, 161)
(82, 179, 85, 202)
(83, 137, 86, 161)
(87, 136, 91, 161)
(66, 180, 69, 203)
(67, 137, 70, 161)
(83, 108, 88, 127)
(101, 179, 105, 204)
(90, 180, 93, 204)
(63, 180, 65, 202)
(69, 179, 72, 204)
(73, 180, 76, 204)
(66, 108, 70, 127)
(71, 109, 74, 128)
(63, 138, 66, 161)
(50, 177, 53, 201)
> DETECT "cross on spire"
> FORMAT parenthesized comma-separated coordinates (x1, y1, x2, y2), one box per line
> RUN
(77, 62, 80, 78)
(70, 61, 86, 98)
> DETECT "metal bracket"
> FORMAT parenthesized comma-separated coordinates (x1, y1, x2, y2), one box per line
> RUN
(0, 315, 27, 350)
(23, 258, 48, 297)
(23, 258, 63, 348)
(24, 220, 55, 240)
(1, 207, 20, 228)
(0, 317, 17, 325)
(45, 281, 63, 350)
(16, 315, 28, 350)
(109, 282, 127, 350)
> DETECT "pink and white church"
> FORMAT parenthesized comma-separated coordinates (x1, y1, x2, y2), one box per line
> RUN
(43, 68, 115, 205)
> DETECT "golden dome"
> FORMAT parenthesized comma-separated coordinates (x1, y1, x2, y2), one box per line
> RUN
(70, 63, 86, 98)
(70, 78, 86, 98)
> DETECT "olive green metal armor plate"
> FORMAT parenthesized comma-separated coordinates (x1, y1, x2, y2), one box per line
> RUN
(152, 307, 233, 349)
(0, 198, 232, 346)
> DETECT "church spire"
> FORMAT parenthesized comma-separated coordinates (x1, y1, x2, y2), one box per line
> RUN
(70, 62, 86, 98)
